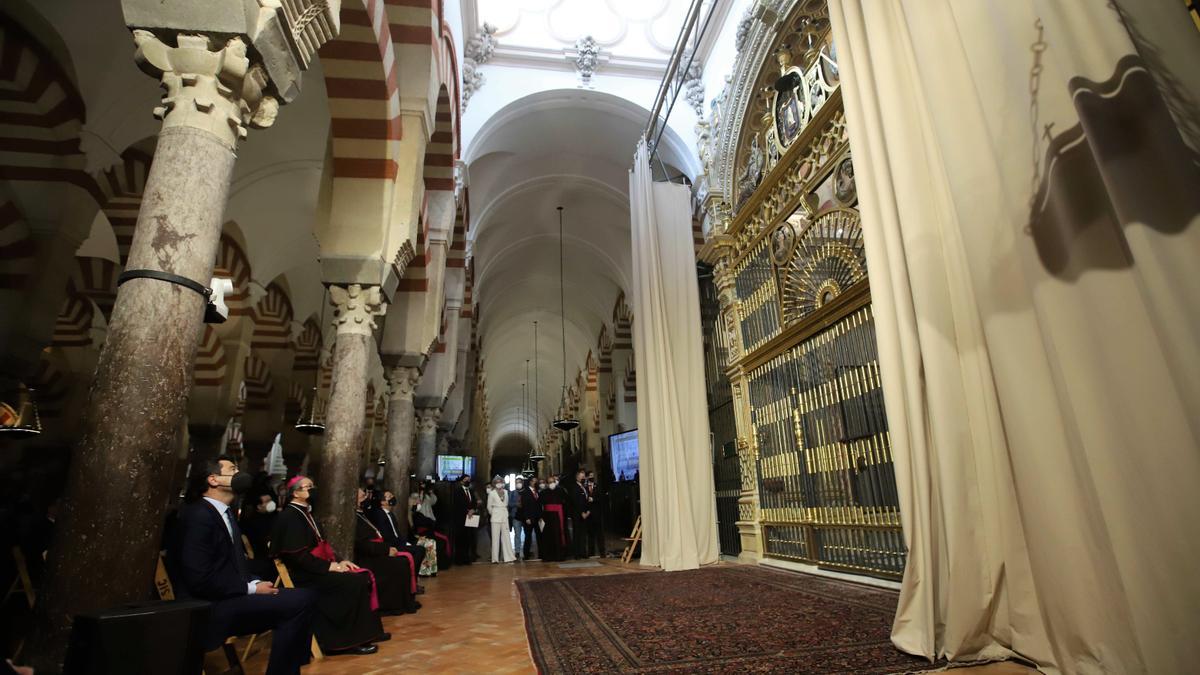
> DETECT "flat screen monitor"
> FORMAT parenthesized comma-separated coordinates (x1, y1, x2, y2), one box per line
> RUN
(609, 429, 639, 482)
(436, 455, 476, 480)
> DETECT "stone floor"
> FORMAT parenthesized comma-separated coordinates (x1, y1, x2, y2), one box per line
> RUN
(239, 558, 1040, 674)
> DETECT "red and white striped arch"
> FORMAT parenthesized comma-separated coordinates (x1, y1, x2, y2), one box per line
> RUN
(320, 0, 401, 182)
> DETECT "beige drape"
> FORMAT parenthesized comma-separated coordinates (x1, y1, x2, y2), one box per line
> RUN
(827, 1, 1200, 672)
(629, 139, 719, 571)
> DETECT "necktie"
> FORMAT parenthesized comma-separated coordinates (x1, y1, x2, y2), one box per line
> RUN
(225, 509, 250, 579)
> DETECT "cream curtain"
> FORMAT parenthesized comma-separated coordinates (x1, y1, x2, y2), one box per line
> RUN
(629, 139, 720, 572)
(827, 1, 1200, 673)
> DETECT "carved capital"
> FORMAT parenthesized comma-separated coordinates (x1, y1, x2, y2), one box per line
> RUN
(123, 0, 340, 104)
(387, 366, 421, 402)
(329, 284, 386, 336)
(415, 406, 442, 434)
(131, 32, 276, 148)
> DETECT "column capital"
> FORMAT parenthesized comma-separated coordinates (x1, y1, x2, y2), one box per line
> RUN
(415, 406, 442, 433)
(125, 0, 341, 148)
(387, 365, 422, 402)
(330, 284, 386, 337)
(132, 32, 276, 149)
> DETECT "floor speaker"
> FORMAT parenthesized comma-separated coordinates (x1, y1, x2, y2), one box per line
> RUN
(63, 599, 211, 675)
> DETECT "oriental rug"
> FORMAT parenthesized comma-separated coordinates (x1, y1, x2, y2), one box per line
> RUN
(517, 564, 938, 674)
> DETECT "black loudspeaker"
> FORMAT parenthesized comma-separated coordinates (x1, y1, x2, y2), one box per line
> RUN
(63, 599, 211, 675)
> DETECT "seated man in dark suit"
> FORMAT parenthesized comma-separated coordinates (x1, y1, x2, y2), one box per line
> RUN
(169, 456, 316, 675)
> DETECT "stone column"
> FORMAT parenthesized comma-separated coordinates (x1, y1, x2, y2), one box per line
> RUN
(316, 284, 386, 559)
(25, 32, 288, 669)
(383, 365, 421, 536)
(414, 406, 442, 479)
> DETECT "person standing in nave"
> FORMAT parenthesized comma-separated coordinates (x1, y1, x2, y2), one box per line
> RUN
(170, 457, 316, 675)
(270, 476, 386, 655)
(451, 474, 479, 565)
(353, 488, 421, 614)
(516, 476, 542, 561)
(584, 470, 605, 558)
(539, 475, 568, 562)
(509, 477, 525, 560)
(567, 469, 591, 560)
(487, 476, 516, 563)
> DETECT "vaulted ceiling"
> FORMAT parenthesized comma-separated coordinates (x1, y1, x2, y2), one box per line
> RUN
(465, 88, 694, 458)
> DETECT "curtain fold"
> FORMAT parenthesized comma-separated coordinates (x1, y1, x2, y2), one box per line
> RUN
(827, 1, 1200, 672)
(629, 140, 719, 572)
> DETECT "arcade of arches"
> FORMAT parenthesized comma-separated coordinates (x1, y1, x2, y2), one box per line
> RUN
(0, 0, 1197, 673)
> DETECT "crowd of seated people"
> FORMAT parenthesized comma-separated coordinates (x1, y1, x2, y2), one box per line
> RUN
(0, 462, 497, 674)
(160, 457, 473, 673)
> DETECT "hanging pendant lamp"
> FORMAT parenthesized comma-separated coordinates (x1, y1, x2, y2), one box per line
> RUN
(552, 207, 580, 432)
(295, 286, 330, 434)
(0, 384, 42, 438)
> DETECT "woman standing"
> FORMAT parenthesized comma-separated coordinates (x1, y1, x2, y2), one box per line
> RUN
(487, 476, 515, 563)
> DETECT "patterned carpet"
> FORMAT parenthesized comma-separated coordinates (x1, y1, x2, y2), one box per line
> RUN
(517, 565, 938, 674)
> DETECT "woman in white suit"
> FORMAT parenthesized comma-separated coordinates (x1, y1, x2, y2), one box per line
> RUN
(487, 476, 515, 563)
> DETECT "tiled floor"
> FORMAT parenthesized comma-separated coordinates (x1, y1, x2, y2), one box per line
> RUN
(239, 558, 1039, 675)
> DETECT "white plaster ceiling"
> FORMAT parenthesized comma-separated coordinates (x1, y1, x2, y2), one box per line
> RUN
(477, 0, 693, 58)
(465, 89, 692, 457)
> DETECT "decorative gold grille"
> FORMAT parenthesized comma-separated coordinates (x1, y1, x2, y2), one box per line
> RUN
(777, 208, 867, 326)
(750, 304, 905, 578)
(733, 237, 782, 354)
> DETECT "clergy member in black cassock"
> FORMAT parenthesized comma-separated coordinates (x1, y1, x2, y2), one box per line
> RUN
(353, 488, 420, 614)
(271, 476, 385, 655)
(539, 475, 568, 562)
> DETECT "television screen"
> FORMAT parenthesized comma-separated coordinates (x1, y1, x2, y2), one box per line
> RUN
(436, 455, 476, 480)
(436, 455, 464, 479)
(609, 429, 639, 482)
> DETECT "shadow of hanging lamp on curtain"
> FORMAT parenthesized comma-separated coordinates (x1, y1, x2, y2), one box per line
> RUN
(295, 285, 330, 434)
(552, 206, 580, 432)
(0, 383, 42, 438)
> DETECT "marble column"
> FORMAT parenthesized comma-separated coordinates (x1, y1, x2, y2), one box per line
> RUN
(26, 33, 287, 669)
(316, 284, 386, 559)
(415, 406, 442, 479)
(384, 365, 421, 536)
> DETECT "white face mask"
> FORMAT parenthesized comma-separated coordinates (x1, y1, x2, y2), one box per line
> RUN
(264, 501, 277, 513)
(548, 482, 558, 490)
(494, 483, 503, 490)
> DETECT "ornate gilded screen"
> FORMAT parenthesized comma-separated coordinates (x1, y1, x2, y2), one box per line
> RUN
(702, 0, 906, 580)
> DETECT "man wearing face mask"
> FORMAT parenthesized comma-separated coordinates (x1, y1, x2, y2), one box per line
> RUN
(270, 476, 386, 655)
(539, 475, 568, 562)
(568, 469, 591, 560)
(451, 474, 479, 565)
(515, 477, 542, 561)
(239, 492, 279, 579)
(169, 456, 316, 675)
(353, 488, 421, 614)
